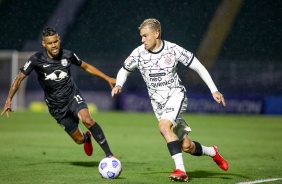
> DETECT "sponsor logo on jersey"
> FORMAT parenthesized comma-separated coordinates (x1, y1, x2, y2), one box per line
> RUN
(23, 60, 31, 71)
(150, 78, 175, 88)
(61, 59, 68, 66)
(44, 70, 68, 81)
(149, 73, 166, 77)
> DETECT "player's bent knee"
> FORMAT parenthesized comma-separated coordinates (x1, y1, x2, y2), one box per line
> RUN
(182, 146, 192, 153)
(82, 117, 95, 128)
(70, 129, 84, 144)
(182, 142, 194, 153)
(158, 121, 172, 135)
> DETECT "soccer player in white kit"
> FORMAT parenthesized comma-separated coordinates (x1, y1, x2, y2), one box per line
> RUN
(111, 18, 228, 182)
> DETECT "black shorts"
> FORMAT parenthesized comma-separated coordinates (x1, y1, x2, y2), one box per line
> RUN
(48, 92, 88, 135)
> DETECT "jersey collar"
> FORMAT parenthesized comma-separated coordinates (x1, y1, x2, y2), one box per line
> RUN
(148, 40, 165, 54)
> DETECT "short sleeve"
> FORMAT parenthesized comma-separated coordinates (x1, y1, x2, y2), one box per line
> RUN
(123, 49, 139, 72)
(20, 57, 35, 76)
(71, 52, 82, 66)
(174, 44, 194, 67)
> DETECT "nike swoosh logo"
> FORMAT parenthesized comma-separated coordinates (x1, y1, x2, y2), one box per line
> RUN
(99, 138, 106, 144)
(43, 64, 50, 68)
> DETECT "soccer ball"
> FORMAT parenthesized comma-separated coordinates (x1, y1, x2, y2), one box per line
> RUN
(98, 157, 122, 179)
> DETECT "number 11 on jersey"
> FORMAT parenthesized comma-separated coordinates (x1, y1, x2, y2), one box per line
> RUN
(74, 95, 84, 104)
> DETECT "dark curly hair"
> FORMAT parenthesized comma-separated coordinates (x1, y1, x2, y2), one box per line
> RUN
(42, 27, 57, 38)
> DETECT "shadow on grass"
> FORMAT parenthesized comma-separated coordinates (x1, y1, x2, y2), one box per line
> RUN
(69, 161, 100, 167)
(24, 161, 100, 167)
(187, 170, 250, 182)
(141, 170, 249, 182)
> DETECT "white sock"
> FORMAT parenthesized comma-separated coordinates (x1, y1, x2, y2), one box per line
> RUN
(172, 153, 186, 172)
(201, 146, 216, 157)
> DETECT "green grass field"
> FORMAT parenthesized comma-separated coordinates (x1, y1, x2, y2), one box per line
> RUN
(0, 111, 281, 184)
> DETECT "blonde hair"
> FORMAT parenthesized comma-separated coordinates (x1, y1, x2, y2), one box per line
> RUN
(139, 18, 161, 35)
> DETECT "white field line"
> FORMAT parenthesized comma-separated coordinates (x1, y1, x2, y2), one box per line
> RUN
(236, 178, 282, 184)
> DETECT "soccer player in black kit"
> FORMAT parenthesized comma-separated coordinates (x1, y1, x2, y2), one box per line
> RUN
(1, 27, 115, 158)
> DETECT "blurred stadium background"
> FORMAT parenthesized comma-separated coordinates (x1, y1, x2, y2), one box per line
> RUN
(0, 0, 281, 115)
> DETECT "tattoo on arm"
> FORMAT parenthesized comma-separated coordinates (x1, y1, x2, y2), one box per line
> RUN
(7, 72, 26, 101)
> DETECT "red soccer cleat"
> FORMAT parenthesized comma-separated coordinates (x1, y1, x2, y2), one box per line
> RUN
(212, 146, 228, 171)
(169, 169, 188, 182)
(84, 131, 93, 156)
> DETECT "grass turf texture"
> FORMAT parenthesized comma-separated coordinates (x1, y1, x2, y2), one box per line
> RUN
(0, 111, 281, 184)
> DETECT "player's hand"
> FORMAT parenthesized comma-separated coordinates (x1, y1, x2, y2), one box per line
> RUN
(1, 101, 14, 118)
(212, 91, 226, 106)
(107, 77, 116, 89)
(111, 86, 122, 97)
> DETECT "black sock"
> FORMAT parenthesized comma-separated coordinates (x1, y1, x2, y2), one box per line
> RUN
(192, 141, 203, 156)
(89, 122, 113, 157)
(167, 140, 182, 156)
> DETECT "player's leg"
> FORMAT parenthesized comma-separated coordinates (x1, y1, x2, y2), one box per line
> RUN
(48, 105, 89, 145)
(48, 101, 93, 156)
(78, 108, 113, 157)
(180, 131, 228, 171)
(71, 92, 113, 157)
(159, 119, 188, 182)
(154, 93, 188, 182)
(59, 114, 93, 156)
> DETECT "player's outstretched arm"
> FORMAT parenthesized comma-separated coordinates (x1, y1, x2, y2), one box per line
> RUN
(188, 57, 226, 107)
(212, 91, 226, 106)
(1, 72, 26, 117)
(80, 61, 116, 89)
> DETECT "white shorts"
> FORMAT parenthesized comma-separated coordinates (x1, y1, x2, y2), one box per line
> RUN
(151, 91, 192, 141)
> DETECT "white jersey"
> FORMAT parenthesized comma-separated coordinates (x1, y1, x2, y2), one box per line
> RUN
(123, 40, 193, 103)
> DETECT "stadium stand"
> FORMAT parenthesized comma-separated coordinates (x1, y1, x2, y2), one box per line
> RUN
(0, 0, 60, 50)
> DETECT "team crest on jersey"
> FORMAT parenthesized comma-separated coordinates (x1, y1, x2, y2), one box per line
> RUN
(163, 54, 173, 65)
(61, 59, 68, 66)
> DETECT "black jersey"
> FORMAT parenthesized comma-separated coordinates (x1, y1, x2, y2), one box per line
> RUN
(20, 49, 82, 108)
